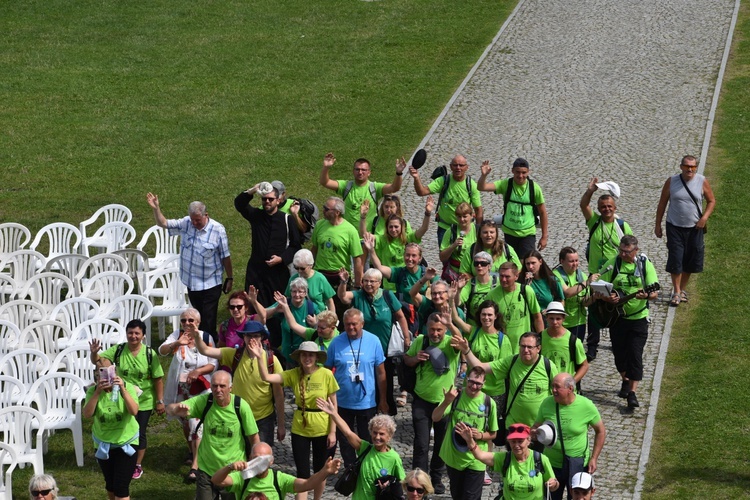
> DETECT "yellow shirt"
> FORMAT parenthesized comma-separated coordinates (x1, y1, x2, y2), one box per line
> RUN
(219, 348, 283, 420)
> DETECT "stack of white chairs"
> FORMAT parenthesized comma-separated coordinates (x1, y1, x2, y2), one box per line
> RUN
(50, 345, 97, 386)
(0, 406, 45, 475)
(14, 272, 74, 316)
(79, 204, 133, 257)
(79, 270, 133, 307)
(141, 267, 189, 341)
(44, 253, 88, 284)
(29, 223, 81, 265)
(137, 225, 180, 270)
(0, 300, 47, 332)
(71, 318, 125, 350)
(0, 250, 46, 291)
(74, 253, 128, 295)
(18, 321, 72, 361)
(0, 321, 20, 356)
(0, 223, 31, 265)
(0, 276, 17, 306)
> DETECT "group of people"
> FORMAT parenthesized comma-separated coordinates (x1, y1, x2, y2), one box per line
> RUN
(81, 152, 712, 500)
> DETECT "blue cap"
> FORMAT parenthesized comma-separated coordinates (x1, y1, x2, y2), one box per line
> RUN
(238, 321, 268, 338)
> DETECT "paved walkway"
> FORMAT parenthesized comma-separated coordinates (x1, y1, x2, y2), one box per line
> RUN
(271, 0, 737, 498)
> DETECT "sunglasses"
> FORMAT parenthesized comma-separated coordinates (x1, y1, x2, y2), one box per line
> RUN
(294, 266, 308, 271)
(31, 491, 52, 497)
(228, 304, 244, 310)
(473, 261, 490, 267)
(261, 196, 277, 202)
(180, 318, 196, 324)
(406, 486, 425, 494)
(507, 424, 529, 435)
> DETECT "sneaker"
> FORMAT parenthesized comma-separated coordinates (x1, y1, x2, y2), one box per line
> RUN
(132, 464, 143, 480)
(617, 380, 630, 399)
(586, 350, 597, 362)
(484, 471, 492, 485)
(432, 481, 446, 495)
(627, 391, 639, 408)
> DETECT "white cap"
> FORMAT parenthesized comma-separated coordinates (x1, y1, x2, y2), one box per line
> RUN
(257, 182, 274, 196)
(543, 301, 567, 317)
(571, 472, 594, 490)
(596, 181, 621, 199)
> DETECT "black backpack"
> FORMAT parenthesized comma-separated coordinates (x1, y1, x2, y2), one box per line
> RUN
(194, 394, 253, 458)
(289, 196, 319, 243)
(431, 170, 473, 224)
(502, 178, 540, 226)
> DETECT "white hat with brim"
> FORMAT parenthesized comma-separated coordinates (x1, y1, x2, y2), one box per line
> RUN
(536, 420, 557, 447)
(290, 341, 327, 364)
(544, 301, 567, 316)
(596, 181, 621, 199)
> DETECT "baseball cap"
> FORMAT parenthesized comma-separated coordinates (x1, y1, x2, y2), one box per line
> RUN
(513, 157, 529, 169)
(571, 472, 594, 490)
(596, 180, 621, 199)
(238, 321, 268, 338)
(506, 423, 531, 440)
(271, 181, 286, 194)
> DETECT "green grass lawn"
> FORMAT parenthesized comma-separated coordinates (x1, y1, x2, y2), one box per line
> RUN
(642, 2, 750, 498)
(1, 1, 517, 498)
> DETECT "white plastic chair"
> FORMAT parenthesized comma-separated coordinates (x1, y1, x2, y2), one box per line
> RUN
(50, 345, 97, 385)
(80, 270, 133, 306)
(74, 253, 127, 295)
(0, 300, 47, 331)
(14, 272, 74, 315)
(79, 204, 133, 256)
(0, 223, 31, 264)
(26, 372, 86, 467)
(0, 348, 51, 390)
(0, 406, 45, 475)
(141, 267, 189, 341)
(0, 321, 21, 355)
(0, 375, 25, 409)
(0, 250, 46, 289)
(29, 223, 81, 263)
(80, 222, 136, 257)
(137, 225, 180, 270)
(19, 321, 73, 359)
(0, 441, 19, 500)
(101, 294, 154, 343)
(71, 318, 125, 350)
(112, 248, 150, 292)
(44, 253, 88, 283)
(0, 276, 17, 306)
(49, 297, 100, 332)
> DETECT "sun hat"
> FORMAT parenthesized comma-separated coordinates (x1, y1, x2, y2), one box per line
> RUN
(571, 472, 594, 490)
(290, 341, 327, 364)
(238, 321, 269, 339)
(506, 423, 531, 440)
(543, 301, 567, 316)
(536, 420, 557, 447)
(596, 180, 621, 199)
(412, 149, 427, 169)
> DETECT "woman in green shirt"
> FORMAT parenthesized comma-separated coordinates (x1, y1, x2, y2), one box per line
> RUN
(522, 250, 565, 312)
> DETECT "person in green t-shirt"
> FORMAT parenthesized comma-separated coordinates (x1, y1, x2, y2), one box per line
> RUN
(455, 252, 499, 325)
(477, 158, 548, 259)
(540, 302, 588, 386)
(285, 249, 336, 314)
(278, 302, 340, 355)
(532, 373, 605, 500)
(433, 366, 498, 500)
(358, 194, 430, 239)
(595, 235, 658, 410)
(83, 369, 140, 500)
(521, 250, 565, 313)
(319, 152, 405, 229)
(367, 213, 429, 281)
(211, 441, 342, 500)
(459, 219, 521, 277)
(439, 202, 477, 277)
(369, 241, 433, 303)
(552, 248, 598, 344)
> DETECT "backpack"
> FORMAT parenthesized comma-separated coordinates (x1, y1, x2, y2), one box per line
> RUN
(585, 217, 626, 261)
(464, 275, 499, 318)
(194, 394, 253, 458)
(450, 390, 492, 432)
(342, 181, 377, 204)
(114, 343, 156, 375)
(434, 173, 473, 224)
(289, 196, 318, 243)
(502, 178, 540, 226)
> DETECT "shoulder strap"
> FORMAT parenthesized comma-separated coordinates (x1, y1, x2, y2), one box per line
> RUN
(678, 175, 703, 216)
(503, 178, 513, 216)
(368, 182, 377, 202)
(231, 346, 244, 374)
(497, 331, 504, 350)
(506, 355, 542, 418)
(450, 388, 462, 415)
(465, 175, 472, 197)
(518, 284, 530, 330)
(114, 343, 125, 366)
(528, 179, 536, 206)
(534, 450, 544, 475)
(555, 403, 565, 457)
(371, 215, 379, 234)
(554, 265, 570, 286)
(504, 243, 510, 261)
(194, 393, 214, 435)
(588, 217, 603, 238)
(233, 395, 245, 435)
(544, 357, 552, 390)
(342, 180, 355, 200)
(435, 175, 452, 223)
(202, 331, 212, 346)
(273, 469, 281, 499)
(450, 224, 458, 242)
(502, 452, 512, 476)
(306, 298, 316, 317)
(483, 394, 491, 432)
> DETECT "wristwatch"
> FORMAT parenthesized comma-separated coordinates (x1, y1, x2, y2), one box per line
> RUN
(156, 400, 165, 405)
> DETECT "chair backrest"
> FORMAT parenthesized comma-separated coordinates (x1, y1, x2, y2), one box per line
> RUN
(0, 348, 50, 388)
(137, 225, 180, 268)
(0, 300, 47, 331)
(0, 276, 17, 307)
(29, 223, 81, 260)
(142, 267, 187, 305)
(0, 250, 46, 285)
(0, 406, 45, 475)
(88, 222, 136, 253)
(0, 223, 31, 260)
(19, 320, 73, 359)
(72, 318, 125, 350)
(0, 375, 25, 409)
(0, 321, 21, 355)
(112, 248, 150, 289)
(15, 272, 74, 310)
(74, 253, 128, 293)
(49, 297, 100, 331)
(26, 372, 86, 416)
(44, 253, 88, 280)
(50, 345, 97, 384)
(0, 440, 19, 499)
(100, 294, 154, 324)
(80, 271, 134, 305)
(79, 204, 133, 241)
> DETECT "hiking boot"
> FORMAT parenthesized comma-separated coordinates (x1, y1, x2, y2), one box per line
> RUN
(627, 391, 639, 408)
(617, 380, 630, 398)
(433, 481, 446, 495)
(586, 350, 597, 362)
(132, 464, 143, 479)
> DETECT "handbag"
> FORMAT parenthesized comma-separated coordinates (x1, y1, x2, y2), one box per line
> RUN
(334, 444, 373, 496)
(387, 323, 405, 357)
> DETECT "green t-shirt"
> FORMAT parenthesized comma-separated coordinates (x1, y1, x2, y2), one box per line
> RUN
(439, 391, 498, 471)
(282, 367, 339, 437)
(370, 216, 412, 238)
(274, 299, 322, 359)
(485, 285, 541, 354)
(387, 266, 432, 304)
(540, 330, 586, 378)
(85, 383, 140, 446)
(353, 440, 405, 500)
(494, 179, 545, 237)
(489, 355, 558, 426)
(551, 267, 588, 328)
(535, 395, 601, 468)
(428, 176, 482, 229)
(278, 198, 295, 214)
(598, 257, 658, 320)
(491, 450, 554, 500)
(440, 224, 478, 272)
(467, 328, 513, 395)
(529, 277, 564, 311)
(459, 243, 521, 276)
(186, 393, 259, 475)
(586, 214, 633, 273)
(459, 276, 499, 326)
(284, 271, 335, 313)
(336, 180, 385, 229)
(99, 344, 164, 411)
(374, 232, 421, 291)
(304, 327, 339, 353)
(406, 334, 459, 403)
(311, 219, 363, 271)
(229, 469, 296, 500)
(352, 290, 401, 353)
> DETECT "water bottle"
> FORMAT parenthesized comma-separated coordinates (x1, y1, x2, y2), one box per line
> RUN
(242, 454, 272, 479)
(111, 384, 120, 403)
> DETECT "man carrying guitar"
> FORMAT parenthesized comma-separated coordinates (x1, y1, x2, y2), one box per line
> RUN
(594, 235, 659, 410)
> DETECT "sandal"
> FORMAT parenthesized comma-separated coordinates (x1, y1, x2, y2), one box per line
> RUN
(669, 293, 680, 307)
(396, 392, 408, 407)
(186, 469, 198, 482)
(680, 290, 689, 303)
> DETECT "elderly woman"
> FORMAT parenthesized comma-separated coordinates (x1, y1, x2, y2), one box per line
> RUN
(458, 422, 558, 499)
(276, 296, 340, 352)
(439, 202, 478, 282)
(402, 469, 434, 500)
(337, 267, 409, 415)
(459, 219, 521, 276)
(217, 288, 266, 348)
(317, 398, 405, 500)
(522, 250, 565, 312)
(455, 251, 499, 325)
(28, 475, 58, 500)
(251, 340, 339, 500)
(83, 362, 140, 500)
(285, 249, 336, 313)
(159, 308, 218, 481)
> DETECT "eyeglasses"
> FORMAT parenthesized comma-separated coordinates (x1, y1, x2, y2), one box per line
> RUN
(31, 491, 52, 497)
(519, 344, 539, 350)
(322, 206, 334, 212)
(450, 162, 467, 167)
(618, 247, 637, 255)
(180, 318, 196, 324)
(466, 379, 484, 387)
(406, 486, 425, 494)
(294, 266, 308, 271)
(473, 261, 490, 267)
(261, 197, 277, 202)
(507, 425, 529, 435)
(228, 304, 244, 311)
